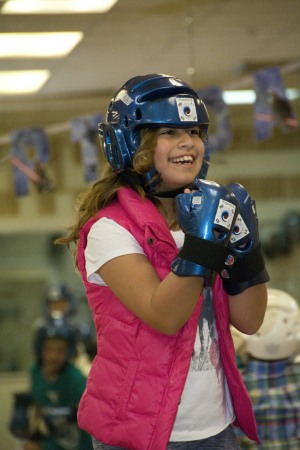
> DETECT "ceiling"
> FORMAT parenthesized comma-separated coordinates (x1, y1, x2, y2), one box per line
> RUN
(0, 0, 300, 137)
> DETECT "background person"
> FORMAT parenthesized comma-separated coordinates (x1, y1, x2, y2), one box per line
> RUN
(11, 316, 93, 450)
(233, 288, 300, 449)
(34, 282, 96, 377)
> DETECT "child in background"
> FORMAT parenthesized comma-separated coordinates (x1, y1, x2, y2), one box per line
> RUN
(234, 288, 300, 449)
(33, 282, 96, 377)
(24, 316, 93, 450)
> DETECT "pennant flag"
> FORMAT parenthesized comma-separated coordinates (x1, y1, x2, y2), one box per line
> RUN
(10, 128, 52, 196)
(254, 66, 298, 141)
(71, 114, 102, 182)
(197, 85, 232, 153)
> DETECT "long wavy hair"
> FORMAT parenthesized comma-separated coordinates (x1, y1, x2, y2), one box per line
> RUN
(55, 128, 168, 263)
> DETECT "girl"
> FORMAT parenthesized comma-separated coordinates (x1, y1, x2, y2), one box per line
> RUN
(56, 74, 268, 450)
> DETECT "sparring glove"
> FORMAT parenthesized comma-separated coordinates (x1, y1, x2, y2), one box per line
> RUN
(171, 179, 239, 278)
(222, 182, 270, 295)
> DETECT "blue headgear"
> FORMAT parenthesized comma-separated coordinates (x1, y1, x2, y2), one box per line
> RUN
(98, 73, 210, 194)
(34, 316, 78, 365)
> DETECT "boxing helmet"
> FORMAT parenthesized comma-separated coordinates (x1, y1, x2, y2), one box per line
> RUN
(246, 288, 300, 360)
(34, 315, 78, 365)
(98, 73, 210, 193)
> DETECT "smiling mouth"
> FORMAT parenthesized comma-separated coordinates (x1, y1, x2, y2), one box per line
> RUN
(170, 155, 194, 164)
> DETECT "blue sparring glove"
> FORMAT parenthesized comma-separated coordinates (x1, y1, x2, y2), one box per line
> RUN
(171, 179, 240, 278)
(222, 182, 270, 295)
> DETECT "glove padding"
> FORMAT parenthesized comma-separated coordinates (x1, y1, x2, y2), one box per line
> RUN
(171, 179, 239, 278)
(222, 182, 270, 294)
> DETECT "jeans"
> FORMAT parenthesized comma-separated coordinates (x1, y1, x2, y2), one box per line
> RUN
(92, 426, 241, 449)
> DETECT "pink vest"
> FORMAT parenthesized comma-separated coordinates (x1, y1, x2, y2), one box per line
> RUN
(77, 187, 259, 449)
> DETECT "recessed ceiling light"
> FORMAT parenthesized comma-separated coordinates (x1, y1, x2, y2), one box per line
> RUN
(0, 70, 50, 94)
(0, 32, 83, 58)
(1, 0, 118, 14)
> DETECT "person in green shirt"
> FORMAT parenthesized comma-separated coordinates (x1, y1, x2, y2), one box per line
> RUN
(23, 315, 93, 450)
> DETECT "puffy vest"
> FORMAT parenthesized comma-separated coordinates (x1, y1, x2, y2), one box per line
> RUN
(77, 187, 259, 449)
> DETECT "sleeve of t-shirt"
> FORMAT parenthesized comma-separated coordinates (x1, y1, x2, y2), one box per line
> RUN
(85, 217, 145, 286)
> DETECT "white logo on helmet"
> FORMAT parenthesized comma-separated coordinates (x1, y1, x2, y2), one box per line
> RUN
(176, 98, 198, 122)
(119, 92, 133, 106)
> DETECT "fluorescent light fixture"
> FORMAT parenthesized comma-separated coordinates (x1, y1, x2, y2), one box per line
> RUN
(0, 32, 83, 58)
(223, 90, 256, 105)
(0, 70, 50, 94)
(223, 89, 300, 105)
(1, 0, 118, 14)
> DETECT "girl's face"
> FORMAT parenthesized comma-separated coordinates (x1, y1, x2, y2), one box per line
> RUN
(153, 127, 205, 193)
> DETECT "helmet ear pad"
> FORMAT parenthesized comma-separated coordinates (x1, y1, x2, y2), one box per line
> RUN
(99, 123, 135, 172)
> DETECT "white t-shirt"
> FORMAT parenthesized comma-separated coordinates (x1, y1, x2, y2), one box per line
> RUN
(85, 218, 234, 441)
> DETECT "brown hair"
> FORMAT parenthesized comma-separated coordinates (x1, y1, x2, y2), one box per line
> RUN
(55, 128, 162, 261)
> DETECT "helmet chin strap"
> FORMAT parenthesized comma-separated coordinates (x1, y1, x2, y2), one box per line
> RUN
(150, 187, 188, 198)
(120, 168, 201, 198)
(119, 169, 144, 187)
(152, 177, 204, 198)
(120, 169, 191, 198)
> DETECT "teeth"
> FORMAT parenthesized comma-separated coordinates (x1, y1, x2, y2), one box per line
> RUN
(171, 156, 194, 164)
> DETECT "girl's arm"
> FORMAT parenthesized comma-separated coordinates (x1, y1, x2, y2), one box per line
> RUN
(98, 253, 204, 335)
(228, 283, 268, 335)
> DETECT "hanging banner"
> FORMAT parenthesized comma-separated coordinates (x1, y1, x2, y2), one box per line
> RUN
(10, 128, 52, 196)
(197, 85, 232, 153)
(253, 66, 298, 141)
(71, 114, 102, 182)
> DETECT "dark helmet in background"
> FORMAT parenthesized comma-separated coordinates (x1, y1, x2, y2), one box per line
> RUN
(33, 315, 78, 365)
(98, 73, 210, 194)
